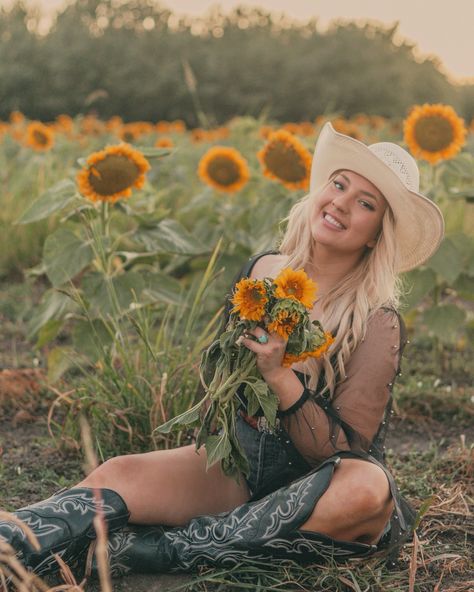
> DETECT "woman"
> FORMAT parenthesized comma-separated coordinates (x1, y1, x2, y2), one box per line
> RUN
(0, 123, 444, 583)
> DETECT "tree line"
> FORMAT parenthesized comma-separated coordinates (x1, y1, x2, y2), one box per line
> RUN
(1, 0, 472, 125)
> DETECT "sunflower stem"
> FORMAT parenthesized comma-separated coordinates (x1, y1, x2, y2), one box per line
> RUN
(100, 201, 109, 239)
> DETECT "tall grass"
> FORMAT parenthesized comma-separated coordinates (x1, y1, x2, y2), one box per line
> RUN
(47, 244, 226, 458)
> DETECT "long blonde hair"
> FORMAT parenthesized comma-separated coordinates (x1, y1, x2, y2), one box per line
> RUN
(277, 179, 403, 397)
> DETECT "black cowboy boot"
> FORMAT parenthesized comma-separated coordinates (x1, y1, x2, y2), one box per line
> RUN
(88, 456, 376, 578)
(0, 487, 129, 585)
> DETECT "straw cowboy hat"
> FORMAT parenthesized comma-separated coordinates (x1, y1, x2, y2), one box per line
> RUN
(310, 122, 445, 273)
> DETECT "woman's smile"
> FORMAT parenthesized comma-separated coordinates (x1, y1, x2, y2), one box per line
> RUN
(311, 170, 387, 254)
(322, 211, 346, 230)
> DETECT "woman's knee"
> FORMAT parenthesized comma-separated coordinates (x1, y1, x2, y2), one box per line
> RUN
(78, 455, 134, 489)
(299, 459, 392, 536)
(348, 477, 392, 518)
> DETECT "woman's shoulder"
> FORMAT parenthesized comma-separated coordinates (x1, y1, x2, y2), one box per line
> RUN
(365, 306, 407, 344)
(241, 249, 284, 280)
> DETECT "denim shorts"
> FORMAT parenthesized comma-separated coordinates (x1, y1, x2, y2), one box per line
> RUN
(235, 412, 311, 500)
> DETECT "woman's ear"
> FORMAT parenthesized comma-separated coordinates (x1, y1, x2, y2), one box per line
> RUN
(366, 237, 377, 249)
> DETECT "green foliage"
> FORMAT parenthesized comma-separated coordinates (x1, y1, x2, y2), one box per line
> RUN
(48, 248, 226, 456)
(0, 0, 465, 123)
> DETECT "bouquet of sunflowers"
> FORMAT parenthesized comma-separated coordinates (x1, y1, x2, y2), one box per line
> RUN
(158, 267, 333, 480)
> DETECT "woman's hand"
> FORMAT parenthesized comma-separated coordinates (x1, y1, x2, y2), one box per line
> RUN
(237, 327, 287, 382)
(237, 327, 304, 409)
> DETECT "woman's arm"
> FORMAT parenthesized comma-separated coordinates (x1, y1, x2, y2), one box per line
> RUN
(276, 308, 407, 466)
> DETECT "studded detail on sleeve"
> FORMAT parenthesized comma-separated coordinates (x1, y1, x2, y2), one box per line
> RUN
(278, 308, 408, 467)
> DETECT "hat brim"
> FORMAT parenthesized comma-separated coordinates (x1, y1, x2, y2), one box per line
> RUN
(309, 123, 445, 273)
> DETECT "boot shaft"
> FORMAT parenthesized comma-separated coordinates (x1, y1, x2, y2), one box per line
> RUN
(0, 487, 129, 585)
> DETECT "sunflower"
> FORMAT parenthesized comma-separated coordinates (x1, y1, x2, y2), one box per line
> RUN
(267, 310, 300, 339)
(191, 128, 207, 143)
(198, 146, 250, 193)
(257, 130, 312, 190)
(330, 118, 363, 140)
(156, 121, 171, 134)
(80, 115, 106, 136)
(403, 103, 467, 164)
(9, 111, 25, 125)
(307, 332, 335, 359)
(298, 121, 316, 137)
(282, 123, 299, 135)
(259, 126, 274, 140)
(106, 116, 124, 132)
(76, 143, 150, 203)
(273, 268, 317, 309)
(170, 120, 186, 133)
(155, 137, 174, 148)
(25, 121, 55, 151)
(281, 332, 334, 367)
(230, 278, 267, 321)
(55, 114, 74, 135)
(119, 123, 145, 143)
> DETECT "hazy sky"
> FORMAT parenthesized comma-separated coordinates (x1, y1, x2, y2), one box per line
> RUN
(6, 0, 474, 82)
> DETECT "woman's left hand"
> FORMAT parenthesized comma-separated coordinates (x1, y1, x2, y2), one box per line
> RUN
(237, 328, 287, 380)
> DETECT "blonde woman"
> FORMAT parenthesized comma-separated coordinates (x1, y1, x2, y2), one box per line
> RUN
(0, 123, 444, 583)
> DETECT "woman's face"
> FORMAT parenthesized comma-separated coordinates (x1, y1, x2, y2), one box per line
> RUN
(310, 170, 388, 256)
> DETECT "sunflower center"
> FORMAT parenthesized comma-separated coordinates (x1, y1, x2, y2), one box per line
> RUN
(286, 283, 301, 297)
(263, 143, 307, 182)
(250, 287, 264, 302)
(32, 130, 49, 146)
(413, 116, 454, 152)
(88, 155, 140, 196)
(207, 156, 241, 186)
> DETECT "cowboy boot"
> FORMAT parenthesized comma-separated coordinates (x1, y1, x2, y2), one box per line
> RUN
(0, 487, 129, 585)
(88, 456, 376, 578)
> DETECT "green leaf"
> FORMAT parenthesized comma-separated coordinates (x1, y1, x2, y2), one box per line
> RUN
(36, 319, 63, 348)
(135, 146, 175, 158)
(244, 380, 278, 426)
(43, 228, 94, 287)
(141, 271, 184, 306)
(47, 346, 75, 383)
(155, 400, 203, 434)
(422, 304, 466, 342)
(425, 238, 462, 284)
(72, 319, 113, 360)
(449, 233, 474, 273)
(16, 180, 80, 224)
(134, 219, 208, 255)
(243, 384, 260, 416)
(27, 289, 78, 338)
(205, 432, 232, 468)
(82, 271, 145, 317)
(401, 267, 437, 309)
(453, 273, 474, 301)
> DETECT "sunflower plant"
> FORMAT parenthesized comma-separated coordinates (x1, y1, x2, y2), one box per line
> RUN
(158, 267, 333, 480)
(16, 142, 209, 379)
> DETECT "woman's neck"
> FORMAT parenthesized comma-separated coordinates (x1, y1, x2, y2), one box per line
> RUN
(304, 244, 362, 294)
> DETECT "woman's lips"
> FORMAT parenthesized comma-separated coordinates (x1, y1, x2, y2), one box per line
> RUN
(322, 212, 346, 230)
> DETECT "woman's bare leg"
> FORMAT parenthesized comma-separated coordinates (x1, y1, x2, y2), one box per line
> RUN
(76, 445, 250, 526)
(298, 458, 394, 544)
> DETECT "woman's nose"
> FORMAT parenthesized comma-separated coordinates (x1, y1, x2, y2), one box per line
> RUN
(331, 194, 349, 212)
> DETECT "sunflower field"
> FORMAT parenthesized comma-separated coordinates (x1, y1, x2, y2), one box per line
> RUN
(0, 106, 473, 592)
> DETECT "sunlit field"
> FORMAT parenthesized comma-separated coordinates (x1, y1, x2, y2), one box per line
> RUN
(0, 107, 473, 591)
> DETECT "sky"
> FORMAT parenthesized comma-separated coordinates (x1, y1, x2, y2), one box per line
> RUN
(5, 0, 474, 82)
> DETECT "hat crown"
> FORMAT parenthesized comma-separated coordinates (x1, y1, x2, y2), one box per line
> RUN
(368, 142, 419, 192)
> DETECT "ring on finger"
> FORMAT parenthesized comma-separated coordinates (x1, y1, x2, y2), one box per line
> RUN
(257, 333, 269, 344)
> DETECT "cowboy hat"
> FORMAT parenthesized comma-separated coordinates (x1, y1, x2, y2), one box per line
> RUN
(310, 122, 445, 273)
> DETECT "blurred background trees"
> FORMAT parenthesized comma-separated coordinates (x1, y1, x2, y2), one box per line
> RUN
(1, 0, 472, 125)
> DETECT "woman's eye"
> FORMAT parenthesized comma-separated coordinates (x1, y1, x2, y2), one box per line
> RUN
(333, 180, 344, 190)
(360, 200, 375, 211)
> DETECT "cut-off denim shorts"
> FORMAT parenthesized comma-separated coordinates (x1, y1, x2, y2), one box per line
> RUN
(235, 411, 311, 500)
